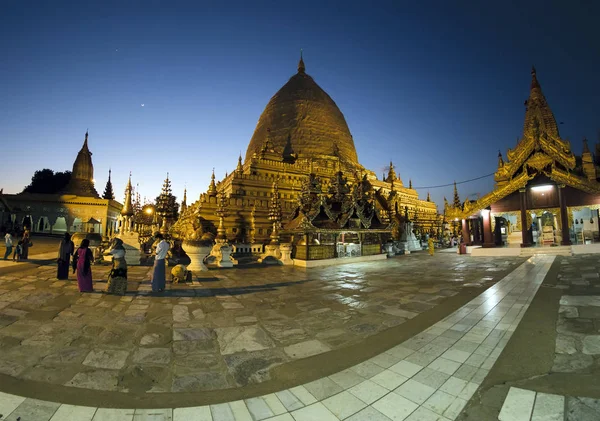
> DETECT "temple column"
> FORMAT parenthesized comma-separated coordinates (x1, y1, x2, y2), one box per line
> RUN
(558, 185, 571, 246)
(520, 188, 532, 247)
(472, 219, 481, 245)
(481, 208, 494, 248)
(461, 218, 471, 245)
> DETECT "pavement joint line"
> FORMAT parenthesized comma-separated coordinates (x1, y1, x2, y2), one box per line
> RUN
(0, 255, 554, 421)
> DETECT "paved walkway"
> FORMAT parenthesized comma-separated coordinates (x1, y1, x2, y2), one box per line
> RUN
(499, 387, 600, 420)
(0, 256, 553, 420)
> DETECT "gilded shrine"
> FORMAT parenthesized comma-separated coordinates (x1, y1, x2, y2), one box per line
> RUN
(446, 68, 600, 248)
(0, 132, 122, 237)
(171, 56, 438, 263)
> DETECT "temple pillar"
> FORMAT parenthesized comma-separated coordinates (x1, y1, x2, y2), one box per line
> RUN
(461, 219, 471, 245)
(472, 219, 481, 245)
(481, 208, 494, 248)
(558, 185, 571, 246)
(520, 188, 532, 247)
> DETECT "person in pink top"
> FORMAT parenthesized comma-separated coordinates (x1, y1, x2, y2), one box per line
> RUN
(73, 239, 94, 292)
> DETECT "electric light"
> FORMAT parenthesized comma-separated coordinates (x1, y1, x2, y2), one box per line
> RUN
(531, 185, 553, 192)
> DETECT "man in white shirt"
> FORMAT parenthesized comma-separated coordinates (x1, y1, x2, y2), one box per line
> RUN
(4, 232, 13, 260)
(151, 233, 170, 292)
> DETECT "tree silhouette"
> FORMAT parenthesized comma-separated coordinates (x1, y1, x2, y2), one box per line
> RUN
(22, 169, 71, 194)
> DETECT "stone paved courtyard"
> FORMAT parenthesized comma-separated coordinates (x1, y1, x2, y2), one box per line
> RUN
(0, 253, 523, 399)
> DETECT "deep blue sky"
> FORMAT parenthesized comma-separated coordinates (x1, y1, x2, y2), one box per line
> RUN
(1, 0, 598, 211)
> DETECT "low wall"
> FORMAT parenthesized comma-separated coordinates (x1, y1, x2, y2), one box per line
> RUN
(471, 247, 521, 257)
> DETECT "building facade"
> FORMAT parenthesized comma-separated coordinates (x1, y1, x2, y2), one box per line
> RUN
(0, 132, 122, 236)
(446, 68, 600, 247)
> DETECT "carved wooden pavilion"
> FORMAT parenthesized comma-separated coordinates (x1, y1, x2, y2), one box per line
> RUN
(445, 68, 600, 248)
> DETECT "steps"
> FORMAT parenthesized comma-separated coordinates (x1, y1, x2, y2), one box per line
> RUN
(519, 246, 572, 257)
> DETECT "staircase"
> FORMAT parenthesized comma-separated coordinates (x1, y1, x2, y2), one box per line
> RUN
(519, 245, 572, 257)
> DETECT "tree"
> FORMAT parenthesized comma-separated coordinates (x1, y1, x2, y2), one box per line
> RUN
(22, 169, 71, 194)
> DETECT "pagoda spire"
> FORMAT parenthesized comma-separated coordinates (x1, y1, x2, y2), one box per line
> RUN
(63, 130, 98, 197)
(102, 168, 115, 200)
(298, 49, 305, 74)
(523, 67, 560, 139)
(236, 153, 243, 174)
(409, 179, 412, 189)
(121, 172, 134, 217)
(497, 150, 504, 168)
(426, 191, 431, 202)
(207, 168, 217, 197)
(453, 181, 461, 208)
(181, 187, 188, 214)
(386, 161, 397, 183)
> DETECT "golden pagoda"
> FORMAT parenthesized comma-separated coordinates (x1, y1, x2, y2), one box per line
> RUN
(172, 55, 437, 254)
(446, 68, 600, 249)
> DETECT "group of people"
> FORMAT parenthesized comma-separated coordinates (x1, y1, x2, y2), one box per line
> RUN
(3, 230, 31, 261)
(56, 232, 170, 294)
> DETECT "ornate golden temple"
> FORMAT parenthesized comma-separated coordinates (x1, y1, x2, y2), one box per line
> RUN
(0, 132, 122, 236)
(173, 56, 438, 257)
(446, 68, 600, 248)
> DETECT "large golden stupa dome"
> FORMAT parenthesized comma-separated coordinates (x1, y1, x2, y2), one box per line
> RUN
(245, 56, 360, 166)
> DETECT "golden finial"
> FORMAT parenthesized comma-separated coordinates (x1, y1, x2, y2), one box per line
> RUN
(298, 49, 305, 74)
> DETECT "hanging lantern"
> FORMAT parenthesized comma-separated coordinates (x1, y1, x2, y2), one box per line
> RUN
(591, 217, 595, 224)
(575, 219, 579, 225)
(580, 218, 584, 224)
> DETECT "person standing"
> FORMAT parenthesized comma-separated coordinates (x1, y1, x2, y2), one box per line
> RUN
(73, 239, 94, 292)
(151, 233, 169, 292)
(20, 229, 31, 260)
(57, 233, 74, 280)
(106, 238, 128, 295)
(3, 232, 13, 260)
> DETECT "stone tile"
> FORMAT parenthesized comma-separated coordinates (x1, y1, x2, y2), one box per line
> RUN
(132, 347, 172, 365)
(289, 385, 317, 405)
(427, 357, 461, 375)
(440, 348, 471, 364)
(92, 408, 135, 421)
(283, 339, 331, 359)
(405, 406, 441, 421)
(582, 335, 600, 355)
(65, 370, 120, 391)
(566, 397, 600, 421)
(348, 379, 389, 404)
(498, 387, 536, 421)
(423, 390, 456, 415)
(304, 377, 344, 401)
(329, 369, 365, 389)
(394, 378, 436, 405)
(531, 392, 564, 421)
(0, 392, 26, 417)
(5, 398, 61, 421)
(349, 360, 385, 378)
(412, 367, 450, 389)
(172, 406, 212, 421)
(132, 408, 173, 420)
(560, 296, 600, 307)
(275, 390, 304, 411)
(322, 391, 367, 419)
(291, 402, 339, 421)
(443, 397, 469, 419)
(373, 392, 419, 421)
(370, 369, 409, 390)
(216, 327, 275, 355)
(210, 403, 235, 421)
(245, 397, 274, 420)
(49, 404, 97, 421)
(82, 349, 130, 369)
(552, 353, 594, 373)
(439, 376, 468, 396)
(261, 394, 287, 416)
(345, 406, 392, 421)
(389, 360, 423, 377)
